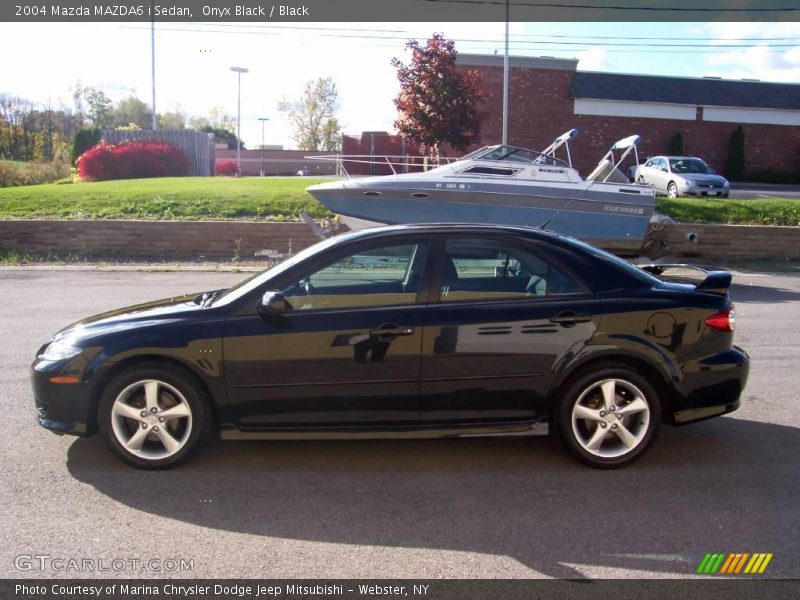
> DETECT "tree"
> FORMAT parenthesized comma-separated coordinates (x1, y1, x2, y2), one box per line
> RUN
(84, 87, 113, 129)
(391, 33, 486, 156)
(278, 77, 341, 151)
(667, 131, 684, 155)
(158, 109, 186, 130)
(725, 125, 746, 181)
(113, 96, 152, 129)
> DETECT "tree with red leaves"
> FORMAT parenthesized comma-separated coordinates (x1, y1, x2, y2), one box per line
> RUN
(391, 34, 486, 158)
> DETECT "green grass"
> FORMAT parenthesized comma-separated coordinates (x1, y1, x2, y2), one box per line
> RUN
(0, 176, 335, 220)
(657, 197, 800, 226)
(0, 175, 798, 225)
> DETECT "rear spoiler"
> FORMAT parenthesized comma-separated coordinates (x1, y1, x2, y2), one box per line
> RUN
(640, 264, 732, 295)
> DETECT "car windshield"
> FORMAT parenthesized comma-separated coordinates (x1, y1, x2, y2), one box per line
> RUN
(209, 235, 345, 306)
(669, 158, 711, 174)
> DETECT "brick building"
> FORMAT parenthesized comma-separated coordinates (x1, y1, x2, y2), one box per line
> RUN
(457, 54, 800, 178)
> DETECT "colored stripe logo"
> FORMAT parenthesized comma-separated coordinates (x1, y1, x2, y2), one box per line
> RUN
(697, 552, 773, 574)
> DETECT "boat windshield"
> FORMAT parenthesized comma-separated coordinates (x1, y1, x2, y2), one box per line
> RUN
(465, 145, 569, 167)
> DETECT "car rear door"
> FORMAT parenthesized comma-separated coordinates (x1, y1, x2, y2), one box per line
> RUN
(419, 235, 601, 426)
(223, 237, 430, 429)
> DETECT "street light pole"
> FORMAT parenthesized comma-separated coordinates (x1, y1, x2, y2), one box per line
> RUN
(230, 66, 249, 176)
(258, 117, 270, 177)
(150, 0, 157, 130)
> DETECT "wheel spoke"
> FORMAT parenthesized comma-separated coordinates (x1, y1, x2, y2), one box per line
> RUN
(160, 402, 191, 421)
(125, 426, 150, 451)
(573, 404, 603, 422)
(612, 422, 639, 449)
(112, 401, 143, 422)
(600, 380, 617, 411)
(585, 425, 609, 452)
(155, 427, 181, 455)
(617, 397, 648, 417)
(144, 381, 160, 413)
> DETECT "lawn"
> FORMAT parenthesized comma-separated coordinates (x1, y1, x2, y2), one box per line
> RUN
(657, 197, 800, 226)
(0, 176, 798, 225)
(0, 176, 335, 220)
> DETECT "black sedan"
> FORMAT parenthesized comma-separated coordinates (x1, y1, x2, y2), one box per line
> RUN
(32, 225, 749, 469)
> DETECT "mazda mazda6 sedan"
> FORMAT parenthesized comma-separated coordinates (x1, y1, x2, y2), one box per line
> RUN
(32, 224, 749, 469)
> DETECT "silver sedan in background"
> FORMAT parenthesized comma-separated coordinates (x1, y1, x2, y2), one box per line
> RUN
(634, 156, 730, 199)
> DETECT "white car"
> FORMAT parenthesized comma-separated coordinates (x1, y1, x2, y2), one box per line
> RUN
(634, 156, 730, 199)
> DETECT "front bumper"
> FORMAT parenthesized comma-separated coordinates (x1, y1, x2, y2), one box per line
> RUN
(671, 346, 750, 425)
(31, 360, 93, 437)
(682, 184, 729, 198)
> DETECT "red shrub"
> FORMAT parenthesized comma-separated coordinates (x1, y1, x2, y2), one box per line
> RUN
(77, 140, 189, 181)
(215, 160, 238, 176)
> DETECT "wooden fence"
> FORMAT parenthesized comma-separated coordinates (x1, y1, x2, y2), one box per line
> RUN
(101, 129, 215, 176)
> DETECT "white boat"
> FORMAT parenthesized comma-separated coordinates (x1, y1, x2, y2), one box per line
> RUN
(306, 130, 656, 248)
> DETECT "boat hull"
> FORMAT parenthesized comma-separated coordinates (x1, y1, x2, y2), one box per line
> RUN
(309, 181, 655, 242)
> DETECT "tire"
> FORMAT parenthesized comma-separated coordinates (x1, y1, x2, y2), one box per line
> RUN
(98, 363, 210, 469)
(556, 362, 660, 469)
(667, 182, 678, 199)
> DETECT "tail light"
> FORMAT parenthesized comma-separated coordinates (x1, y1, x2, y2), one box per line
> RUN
(705, 305, 735, 332)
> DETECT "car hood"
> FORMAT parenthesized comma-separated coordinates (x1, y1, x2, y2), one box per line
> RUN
(52, 293, 207, 345)
(679, 173, 728, 186)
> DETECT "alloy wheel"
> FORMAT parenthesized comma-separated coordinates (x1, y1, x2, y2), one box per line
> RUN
(110, 379, 193, 460)
(570, 378, 651, 459)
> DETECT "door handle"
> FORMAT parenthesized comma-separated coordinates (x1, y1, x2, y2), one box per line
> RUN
(549, 312, 592, 327)
(369, 324, 415, 338)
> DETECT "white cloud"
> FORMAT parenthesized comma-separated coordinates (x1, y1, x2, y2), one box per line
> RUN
(576, 47, 609, 71)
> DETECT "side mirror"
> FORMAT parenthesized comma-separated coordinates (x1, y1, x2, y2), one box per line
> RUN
(258, 291, 288, 315)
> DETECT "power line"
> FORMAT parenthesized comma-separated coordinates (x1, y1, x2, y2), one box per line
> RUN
(122, 24, 800, 52)
(419, 0, 800, 12)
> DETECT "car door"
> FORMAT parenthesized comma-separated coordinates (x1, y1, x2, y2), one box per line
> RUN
(419, 235, 601, 425)
(223, 237, 430, 428)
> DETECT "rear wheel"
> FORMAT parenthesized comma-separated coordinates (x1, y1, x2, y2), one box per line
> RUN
(98, 363, 210, 469)
(667, 181, 679, 199)
(556, 363, 660, 468)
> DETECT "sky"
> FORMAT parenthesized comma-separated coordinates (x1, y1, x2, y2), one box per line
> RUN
(1, 21, 799, 149)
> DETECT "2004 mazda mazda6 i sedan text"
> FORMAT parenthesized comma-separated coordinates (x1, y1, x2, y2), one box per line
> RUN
(32, 224, 749, 469)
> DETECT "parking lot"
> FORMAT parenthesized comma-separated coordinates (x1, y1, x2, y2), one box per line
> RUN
(1, 268, 798, 579)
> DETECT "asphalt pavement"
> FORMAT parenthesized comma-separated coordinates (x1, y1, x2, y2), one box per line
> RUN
(1, 269, 798, 579)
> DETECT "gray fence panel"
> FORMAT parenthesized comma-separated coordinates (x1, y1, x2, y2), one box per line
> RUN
(100, 129, 215, 176)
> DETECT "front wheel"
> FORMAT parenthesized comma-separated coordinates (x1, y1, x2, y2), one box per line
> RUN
(98, 363, 210, 469)
(556, 363, 660, 468)
(667, 182, 679, 199)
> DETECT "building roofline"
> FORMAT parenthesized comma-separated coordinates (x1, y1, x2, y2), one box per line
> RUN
(456, 53, 578, 71)
(576, 69, 800, 88)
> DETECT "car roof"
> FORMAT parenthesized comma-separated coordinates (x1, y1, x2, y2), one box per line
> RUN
(656, 155, 704, 161)
(334, 223, 570, 244)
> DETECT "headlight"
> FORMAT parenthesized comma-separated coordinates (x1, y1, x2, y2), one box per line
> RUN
(682, 178, 695, 186)
(722, 180, 730, 187)
(38, 340, 83, 361)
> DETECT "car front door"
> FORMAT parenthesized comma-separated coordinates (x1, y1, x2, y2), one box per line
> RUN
(419, 235, 601, 426)
(223, 237, 430, 429)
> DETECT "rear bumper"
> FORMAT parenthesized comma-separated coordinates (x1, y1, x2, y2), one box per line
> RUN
(670, 346, 749, 425)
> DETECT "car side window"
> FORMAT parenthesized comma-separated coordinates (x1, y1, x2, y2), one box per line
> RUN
(280, 241, 428, 311)
(438, 238, 585, 302)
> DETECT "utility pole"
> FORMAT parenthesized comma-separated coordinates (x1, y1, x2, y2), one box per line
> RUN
(230, 66, 249, 175)
(502, 0, 510, 146)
